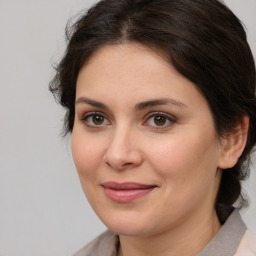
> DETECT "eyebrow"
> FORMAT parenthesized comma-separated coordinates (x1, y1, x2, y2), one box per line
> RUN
(75, 97, 108, 109)
(75, 97, 187, 110)
(135, 98, 187, 111)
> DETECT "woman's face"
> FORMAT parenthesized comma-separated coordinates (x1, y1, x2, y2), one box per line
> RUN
(72, 43, 225, 237)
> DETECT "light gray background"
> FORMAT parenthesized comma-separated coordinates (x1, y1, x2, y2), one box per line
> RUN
(0, 0, 255, 255)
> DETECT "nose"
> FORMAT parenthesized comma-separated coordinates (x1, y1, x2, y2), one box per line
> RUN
(103, 127, 143, 171)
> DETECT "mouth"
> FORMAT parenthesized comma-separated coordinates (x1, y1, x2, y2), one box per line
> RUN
(101, 182, 157, 203)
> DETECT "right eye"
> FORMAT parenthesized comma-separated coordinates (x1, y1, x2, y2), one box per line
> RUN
(81, 112, 110, 127)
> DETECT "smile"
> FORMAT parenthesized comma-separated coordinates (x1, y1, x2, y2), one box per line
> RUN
(101, 182, 157, 203)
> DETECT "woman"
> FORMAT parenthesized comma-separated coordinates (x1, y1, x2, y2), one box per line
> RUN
(50, 0, 256, 255)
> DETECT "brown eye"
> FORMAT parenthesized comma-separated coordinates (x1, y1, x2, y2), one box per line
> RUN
(92, 114, 105, 125)
(143, 112, 176, 129)
(81, 112, 110, 127)
(154, 115, 167, 126)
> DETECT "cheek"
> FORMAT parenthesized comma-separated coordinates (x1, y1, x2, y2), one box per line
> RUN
(71, 131, 106, 210)
(146, 136, 220, 216)
(146, 133, 219, 185)
(71, 131, 103, 179)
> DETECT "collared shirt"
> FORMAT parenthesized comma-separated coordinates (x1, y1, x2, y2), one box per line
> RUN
(73, 210, 256, 256)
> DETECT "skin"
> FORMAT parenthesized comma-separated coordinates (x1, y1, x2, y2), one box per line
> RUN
(71, 43, 246, 256)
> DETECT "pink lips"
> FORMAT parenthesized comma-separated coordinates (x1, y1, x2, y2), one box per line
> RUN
(101, 182, 156, 203)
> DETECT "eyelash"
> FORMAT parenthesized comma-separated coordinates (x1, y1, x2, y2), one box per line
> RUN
(80, 112, 110, 128)
(80, 111, 176, 129)
(143, 112, 176, 129)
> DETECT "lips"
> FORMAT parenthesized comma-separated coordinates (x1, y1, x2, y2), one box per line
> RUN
(101, 182, 157, 203)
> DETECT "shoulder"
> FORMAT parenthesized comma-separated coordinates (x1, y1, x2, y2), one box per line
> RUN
(235, 230, 256, 256)
(72, 230, 118, 256)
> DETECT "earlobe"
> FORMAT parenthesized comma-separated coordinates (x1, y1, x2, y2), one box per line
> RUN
(218, 115, 249, 170)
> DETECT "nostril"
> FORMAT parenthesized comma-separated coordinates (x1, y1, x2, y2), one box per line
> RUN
(103, 145, 143, 170)
(123, 162, 133, 166)
(104, 161, 133, 169)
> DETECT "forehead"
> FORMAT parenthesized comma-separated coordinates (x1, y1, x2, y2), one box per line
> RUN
(76, 43, 208, 111)
(78, 43, 172, 89)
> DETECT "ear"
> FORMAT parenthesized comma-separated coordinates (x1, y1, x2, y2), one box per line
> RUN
(218, 115, 249, 170)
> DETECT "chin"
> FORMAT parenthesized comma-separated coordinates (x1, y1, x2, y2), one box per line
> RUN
(99, 212, 152, 237)
(108, 224, 150, 237)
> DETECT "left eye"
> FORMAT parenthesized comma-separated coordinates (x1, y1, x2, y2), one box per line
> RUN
(144, 113, 175, 128)
(81, 112, 110, 127)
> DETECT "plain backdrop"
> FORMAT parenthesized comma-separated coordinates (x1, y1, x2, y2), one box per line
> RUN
(0, 0, 255, 255)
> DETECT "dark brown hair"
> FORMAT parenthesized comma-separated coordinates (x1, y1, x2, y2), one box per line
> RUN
(50, 0, 256, 222)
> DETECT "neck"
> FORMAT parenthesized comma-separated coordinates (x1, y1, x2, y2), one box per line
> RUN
(118, 209, 221, 256)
